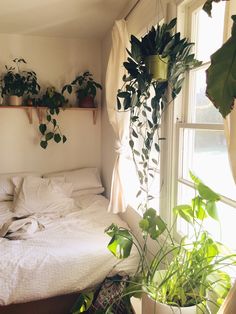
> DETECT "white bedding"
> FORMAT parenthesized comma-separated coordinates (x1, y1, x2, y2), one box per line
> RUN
(0, 195, 139, 305)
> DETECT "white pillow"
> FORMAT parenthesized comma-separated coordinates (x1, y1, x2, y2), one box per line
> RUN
(12, 176, 75, 217)
(0, 172, 42, 202)
(43, 168, 103, 192)
(71, 187, 104, 197)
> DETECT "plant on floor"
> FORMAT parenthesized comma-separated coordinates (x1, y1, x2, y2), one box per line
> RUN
(117, 17, 201, 212)
(37, 87, 68, 149)
(0, 58, 40, 104)
(62, 71, 102, 108)
(206, 14, 236, 118)
(105, 172, 236, 313)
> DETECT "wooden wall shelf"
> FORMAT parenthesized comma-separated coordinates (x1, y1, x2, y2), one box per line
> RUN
(0, 106, 98, 125)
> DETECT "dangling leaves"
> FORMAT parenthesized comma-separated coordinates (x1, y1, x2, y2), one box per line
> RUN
(206, 15, 236, 118)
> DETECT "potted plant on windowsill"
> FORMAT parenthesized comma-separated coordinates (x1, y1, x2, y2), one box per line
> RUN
(0, 58, 40, 106)
(62, 71, 102, 108)
(105, 172, 236, 314)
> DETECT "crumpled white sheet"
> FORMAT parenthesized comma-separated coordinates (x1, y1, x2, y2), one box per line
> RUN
(0, 195, 139, 305)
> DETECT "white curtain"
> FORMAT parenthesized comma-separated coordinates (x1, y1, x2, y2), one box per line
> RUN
(105, 19, 130, 213)
(224, 102, 236, 183)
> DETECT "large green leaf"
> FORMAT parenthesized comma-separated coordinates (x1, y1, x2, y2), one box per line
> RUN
(106, 225, 133, 259)
(202, 0, 229, 17)
(206, 15, 236, 118)
(71, 292, 94, 314)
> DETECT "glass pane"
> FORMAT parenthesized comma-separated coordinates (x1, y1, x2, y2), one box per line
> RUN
(177, 183, 236, 250)
(188, 66, 223, 123)
(181, 129, 236, 200)
(192, 2, 225, 62)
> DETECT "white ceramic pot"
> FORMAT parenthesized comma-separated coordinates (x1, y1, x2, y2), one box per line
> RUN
(8, 95, 23, 106)
(142, 294, 199, 314)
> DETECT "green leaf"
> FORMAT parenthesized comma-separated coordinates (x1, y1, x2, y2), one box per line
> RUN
(49, 108, 54, 115)
(46, 115, 51, 122)
(40, 140, 48, 149)
(139, 218, 149, 231)
(45, 132, 54, 141)
(52, 119, 57, 127)
(206, 200, 219, 221)
(206, 15, 236, 118)
(198, 182, 220, 201)
(71, 292, 94, 314)
(54, 133, 61, 143)
(173, 204, 194, 223)
(62, 135, 67, 143)
(107, 229, 133, 259)
(39, 124, 47, 135)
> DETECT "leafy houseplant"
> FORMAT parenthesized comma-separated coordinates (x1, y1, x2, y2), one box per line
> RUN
(0, 58, 40, 106)
(37, 87, 67, 149)
(203, 0, 229, 17)
(62, 71, 102, 108)
(106, 173, 236, 313)
(206, 14, 236, 118)
(117, 18, 201, 213)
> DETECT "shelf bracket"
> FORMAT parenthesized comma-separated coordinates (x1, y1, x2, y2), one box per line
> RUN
(93, 109, 98, 125)
(36, 108, 45, 124)
(25, 108, 33, 124)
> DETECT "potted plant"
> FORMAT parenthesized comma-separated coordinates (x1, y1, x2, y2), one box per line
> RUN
(37, 87, 67, 149)
(0, 58, 40, 106)
(116, 18, 201, 214)
(62, 71, 102, 108)
(105, 172, 236, 314)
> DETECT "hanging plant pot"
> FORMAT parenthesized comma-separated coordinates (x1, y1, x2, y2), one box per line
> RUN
(8, 95, 23, 106)
(142, 294, 203, 314)
(79, 95, 95, 108)
(145, 55, 169, 81)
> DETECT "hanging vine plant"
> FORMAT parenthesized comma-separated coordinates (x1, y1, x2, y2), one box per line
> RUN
(37, 87, 68, 149)
(117, 18, 201, 212)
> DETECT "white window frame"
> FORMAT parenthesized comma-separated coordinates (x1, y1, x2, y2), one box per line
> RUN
(171, 0, 236, 241)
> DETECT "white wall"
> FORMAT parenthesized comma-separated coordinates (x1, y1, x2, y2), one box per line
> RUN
(0, 33, 101, 174)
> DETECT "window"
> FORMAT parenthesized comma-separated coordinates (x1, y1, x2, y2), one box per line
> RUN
(174, 0, 236, 249)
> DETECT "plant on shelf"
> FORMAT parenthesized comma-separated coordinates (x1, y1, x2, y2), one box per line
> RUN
(117, 17, 201, 213)
(37, 87, 68, 149)
(62, 71, 102, 108)
(105, 172, 236, 314)
(0, 58, 40, 106)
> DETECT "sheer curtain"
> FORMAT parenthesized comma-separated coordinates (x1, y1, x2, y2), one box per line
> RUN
(105, 19, 130, 213)
(224, 103, 236, 183)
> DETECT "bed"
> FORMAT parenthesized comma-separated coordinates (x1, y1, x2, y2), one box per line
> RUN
(0, 168, 139, 313)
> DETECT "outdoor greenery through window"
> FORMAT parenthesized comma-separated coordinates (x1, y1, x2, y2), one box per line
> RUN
(176, 0, 236, 250)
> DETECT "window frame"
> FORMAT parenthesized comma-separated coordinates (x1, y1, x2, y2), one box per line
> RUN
(171, 0, 236, 241)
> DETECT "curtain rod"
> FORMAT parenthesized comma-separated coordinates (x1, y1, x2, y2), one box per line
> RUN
(124, 0, 141, 20)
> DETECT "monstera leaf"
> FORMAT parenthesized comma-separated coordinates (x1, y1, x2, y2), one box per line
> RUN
(206, 15, 236, 118)
(203, 0, 229, 17)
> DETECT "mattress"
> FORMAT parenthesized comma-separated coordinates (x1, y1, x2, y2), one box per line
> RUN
(0, 194, 139, 305)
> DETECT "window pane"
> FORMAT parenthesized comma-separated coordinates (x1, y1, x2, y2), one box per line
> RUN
(177, 183, 236, 250)
(181, 129, 236, 200)
(188, 66, 223, 123)
(192, 2, 225, 62)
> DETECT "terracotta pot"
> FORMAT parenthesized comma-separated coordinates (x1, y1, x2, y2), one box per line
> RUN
(79, 96, 95, 108)
(8, 95, 23, 106)
(145, 55, 169, 81)
(142, 294, 201, 314)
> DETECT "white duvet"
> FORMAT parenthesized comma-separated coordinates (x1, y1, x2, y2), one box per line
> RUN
(0, 195, 139, 305)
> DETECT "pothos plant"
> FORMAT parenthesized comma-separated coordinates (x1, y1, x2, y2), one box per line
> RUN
(117, 18, 201, 212)
(105, 173, 236, 312)
(37, 87, 67, 149)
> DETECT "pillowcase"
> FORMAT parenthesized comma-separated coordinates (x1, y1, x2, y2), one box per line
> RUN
(0, 172, 42, 202)
(12, 176, 75, 217)
(43, 167, 103, 192)
(71, 187, 104, 197)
